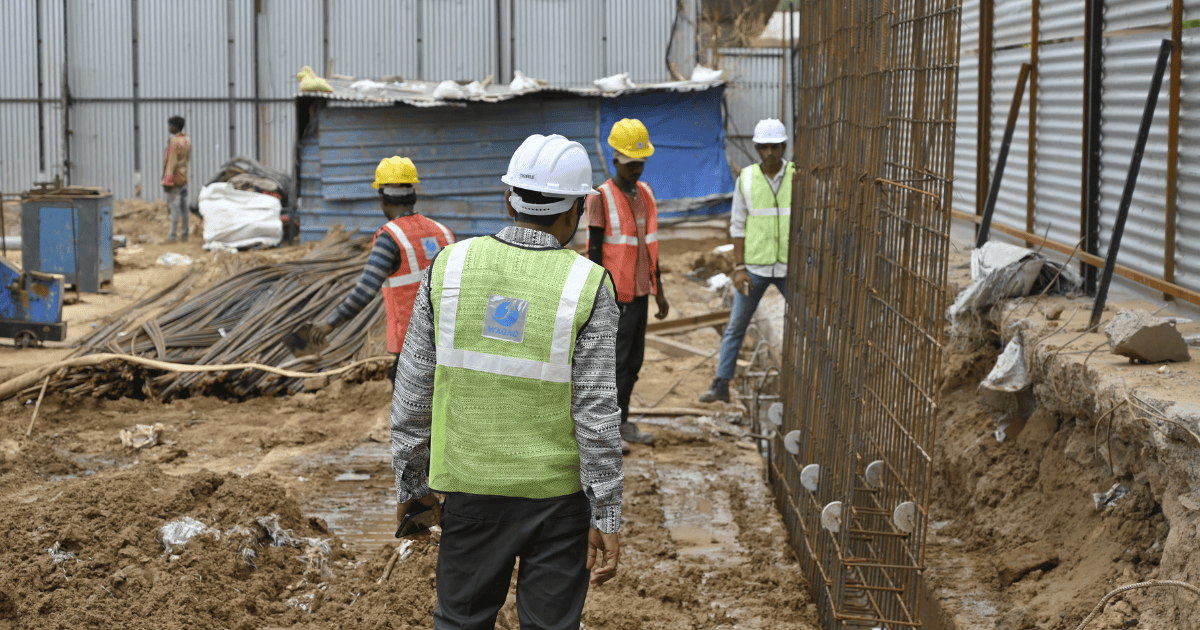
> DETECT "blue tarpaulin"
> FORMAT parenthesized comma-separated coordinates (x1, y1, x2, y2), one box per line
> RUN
(600, 87, 735, 221)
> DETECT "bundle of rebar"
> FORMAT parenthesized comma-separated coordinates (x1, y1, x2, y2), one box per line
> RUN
(46, 229, 389, 401)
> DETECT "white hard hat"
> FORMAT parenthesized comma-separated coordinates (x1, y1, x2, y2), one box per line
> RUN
(753, 119, 788, 144)
(502, 134, 600, 215)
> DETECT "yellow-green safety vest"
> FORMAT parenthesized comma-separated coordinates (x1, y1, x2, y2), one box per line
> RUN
(740, 162, 795, 265)
(428, 235, 611, 499)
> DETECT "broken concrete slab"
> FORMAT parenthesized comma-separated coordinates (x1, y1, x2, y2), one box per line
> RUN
(1105, 309, 1192, 363)
(995, 540, 1059, 586)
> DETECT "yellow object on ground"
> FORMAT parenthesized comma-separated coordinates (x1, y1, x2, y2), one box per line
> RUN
(607, 118, 654, 159)
(297, 66, 333, 93)
(373, 156, 420, 188)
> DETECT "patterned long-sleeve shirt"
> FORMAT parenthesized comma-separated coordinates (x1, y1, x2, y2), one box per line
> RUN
(390, 226, 625, 533)
(326, 235, 401, 327)
(162, 133, 191, 186)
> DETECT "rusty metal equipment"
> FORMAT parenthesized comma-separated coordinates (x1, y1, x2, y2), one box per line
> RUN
(772, 0, 960, 626)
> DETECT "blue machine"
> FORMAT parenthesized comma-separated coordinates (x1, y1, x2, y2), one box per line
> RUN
(0, 256, 67, 347)
(20, 186, 114, 293)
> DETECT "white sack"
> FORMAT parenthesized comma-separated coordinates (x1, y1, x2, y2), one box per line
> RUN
(690, 65, 724, 82)
(432, 80, 465, 100)
(509, 70, 541, 93)
(593, 72, 636, 92)
(199, 183, 282, 250)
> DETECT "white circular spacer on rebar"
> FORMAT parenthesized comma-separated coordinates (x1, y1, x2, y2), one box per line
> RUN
(821, 501, 843, 533)
(801, 463, 820, 492)
(865, 460, 885, 488)
(784, 430, 802, 455)
(893, 501, 918, 533)
(767, 402, 784, 425)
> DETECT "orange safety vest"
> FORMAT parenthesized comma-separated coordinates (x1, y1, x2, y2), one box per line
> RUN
(375, 214, 456, 353)
(591, 179, 659, 303)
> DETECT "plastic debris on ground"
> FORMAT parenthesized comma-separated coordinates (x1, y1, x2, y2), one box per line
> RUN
(156, 252, 193, 266)
(713, 243, 735, 254)
(119, 422, 165, 449)
(334, 472, 371, 481)
(1094, 483, 1130, 510)
(158, 516, 215, 553)
(707, 273, 731, 292)
(979, 334, 1034, 442)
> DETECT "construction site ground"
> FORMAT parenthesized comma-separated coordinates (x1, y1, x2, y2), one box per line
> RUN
(0, 204, 820, 630)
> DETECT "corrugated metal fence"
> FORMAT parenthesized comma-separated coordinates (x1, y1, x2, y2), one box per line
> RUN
(959, 0, 1200, 304)
(0, 0, 701, 205)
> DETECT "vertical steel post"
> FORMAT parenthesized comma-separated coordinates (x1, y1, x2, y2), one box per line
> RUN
(977, 64, 1031, 248)
(62, 0, 70, 184)
(253, 0, 262, 162)
(227, 0, 237, 159)
(1165, 0, 1182, 298)
(36, 0, 46, 172)
(1089, 40, 1171, 330)
(131, 0, 141, 180)
(976, 0, 994, 224)
(1081, 0, 1104, 294)
(1026, 0, 1039, 245)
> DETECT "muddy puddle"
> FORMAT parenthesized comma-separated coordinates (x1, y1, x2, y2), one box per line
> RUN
(291, 441, 400, 551)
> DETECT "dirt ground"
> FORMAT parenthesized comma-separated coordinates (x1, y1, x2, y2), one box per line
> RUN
(0, 212, 818, 629)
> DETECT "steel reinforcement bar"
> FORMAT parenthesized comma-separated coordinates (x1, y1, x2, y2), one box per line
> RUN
(774, 0, 960, 626)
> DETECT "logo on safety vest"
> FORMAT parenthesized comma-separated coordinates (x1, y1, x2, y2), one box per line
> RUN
(482, 294, 529, 343)
(421, 236, 441, 257)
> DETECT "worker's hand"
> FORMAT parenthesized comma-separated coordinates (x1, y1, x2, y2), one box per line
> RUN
(162, 184, 171, 194)
(395, 493, 442, 533)
(586, 528, 619, 586)
(310, 320, 334, 346)
(731, 267, 750, 296)
(654, 293, 670, 320)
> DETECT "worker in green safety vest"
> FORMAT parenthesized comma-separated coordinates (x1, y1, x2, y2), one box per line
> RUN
(700, 119, 795, 403)
(389, 133, 624, 628)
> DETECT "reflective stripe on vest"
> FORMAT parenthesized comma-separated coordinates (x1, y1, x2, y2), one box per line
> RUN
(741, 162, 794, 265)
(377, 215, 455, 353)
(435, 238, 594, 383)
(592, 180, 659, 302)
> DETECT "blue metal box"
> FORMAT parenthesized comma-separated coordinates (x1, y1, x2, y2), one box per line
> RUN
(20, 187, 114, 293)
(0, 256, 66, 346)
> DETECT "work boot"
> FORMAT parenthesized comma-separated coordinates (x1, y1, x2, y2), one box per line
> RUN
(620, 422, 657, 445)
(698, 377, 730, 403)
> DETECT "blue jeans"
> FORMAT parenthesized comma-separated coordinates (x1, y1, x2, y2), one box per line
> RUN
(716, 270, 787, 380)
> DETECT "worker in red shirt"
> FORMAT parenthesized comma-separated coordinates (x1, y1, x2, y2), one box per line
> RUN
(307, 157, 455, 379)
(587, 119, 669, 451)
(162, 115, 192, 242)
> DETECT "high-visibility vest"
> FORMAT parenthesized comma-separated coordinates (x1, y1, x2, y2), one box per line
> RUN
(375, 214, 455, 353)
(428, 236, 611, 499)
(589, 179, 659, 303)
(740, 162, 795, 266)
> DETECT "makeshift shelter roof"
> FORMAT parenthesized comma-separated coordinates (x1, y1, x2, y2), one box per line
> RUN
(297, 75, 726, 108)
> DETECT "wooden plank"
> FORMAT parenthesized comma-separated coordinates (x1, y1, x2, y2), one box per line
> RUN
(950, 209, 1200, 308)
(645, 310, 732, 336)
(645, 334, 748, 367)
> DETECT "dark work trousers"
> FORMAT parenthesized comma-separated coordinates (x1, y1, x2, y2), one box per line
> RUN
(433, 491, 591, 630)
(615, 295, 649, 424)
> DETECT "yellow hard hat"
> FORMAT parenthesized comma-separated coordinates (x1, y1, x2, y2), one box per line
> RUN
(607, 118, 654, 160)
(372, 156, 419, 188)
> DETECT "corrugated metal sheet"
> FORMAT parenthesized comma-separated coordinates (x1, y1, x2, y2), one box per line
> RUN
(952, 0, 981, 217)
(995, 0, 1033, 48)
(261, 102, 296, 173)
(1176, 31, 1200, 294)
(989, 46, 1032, 231)
(69, 104, 136, 196)
(513, 0, 605, 86)
(299, 96, 603, 240)
(1040, 0, 1086, 42)
(67, 0, 132, 98)
(231, 0, 256, 98)
(1033, 39, 1086, 249)
(1097, 32, 1172, 284)
(1, 2, 40, 193)
(138, 1, 227, 98)
(328, 0, 418, 79)
(718, 47, 791, 173)
(257, 0, 323, 99)
(1105, 0, 1171, 33)
(607, 0, 676, 83)
(422, 0, 498, 81)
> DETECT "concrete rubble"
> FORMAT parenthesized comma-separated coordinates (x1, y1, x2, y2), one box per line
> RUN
(1105, 309, 1192, 363)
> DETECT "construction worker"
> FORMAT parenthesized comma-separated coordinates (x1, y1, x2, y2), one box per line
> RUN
(587, 118, 668, 450)
(308, 157, 455, 379)
(390, 134, 623, 628)
(700, 119, 793, 403)
(162, 115, 192, 242)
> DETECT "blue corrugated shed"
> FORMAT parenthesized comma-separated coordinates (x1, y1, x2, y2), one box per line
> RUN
(297, 86, 734, 242)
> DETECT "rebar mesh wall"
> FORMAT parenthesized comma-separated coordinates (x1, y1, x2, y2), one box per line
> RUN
(771, 0, 960, 626)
